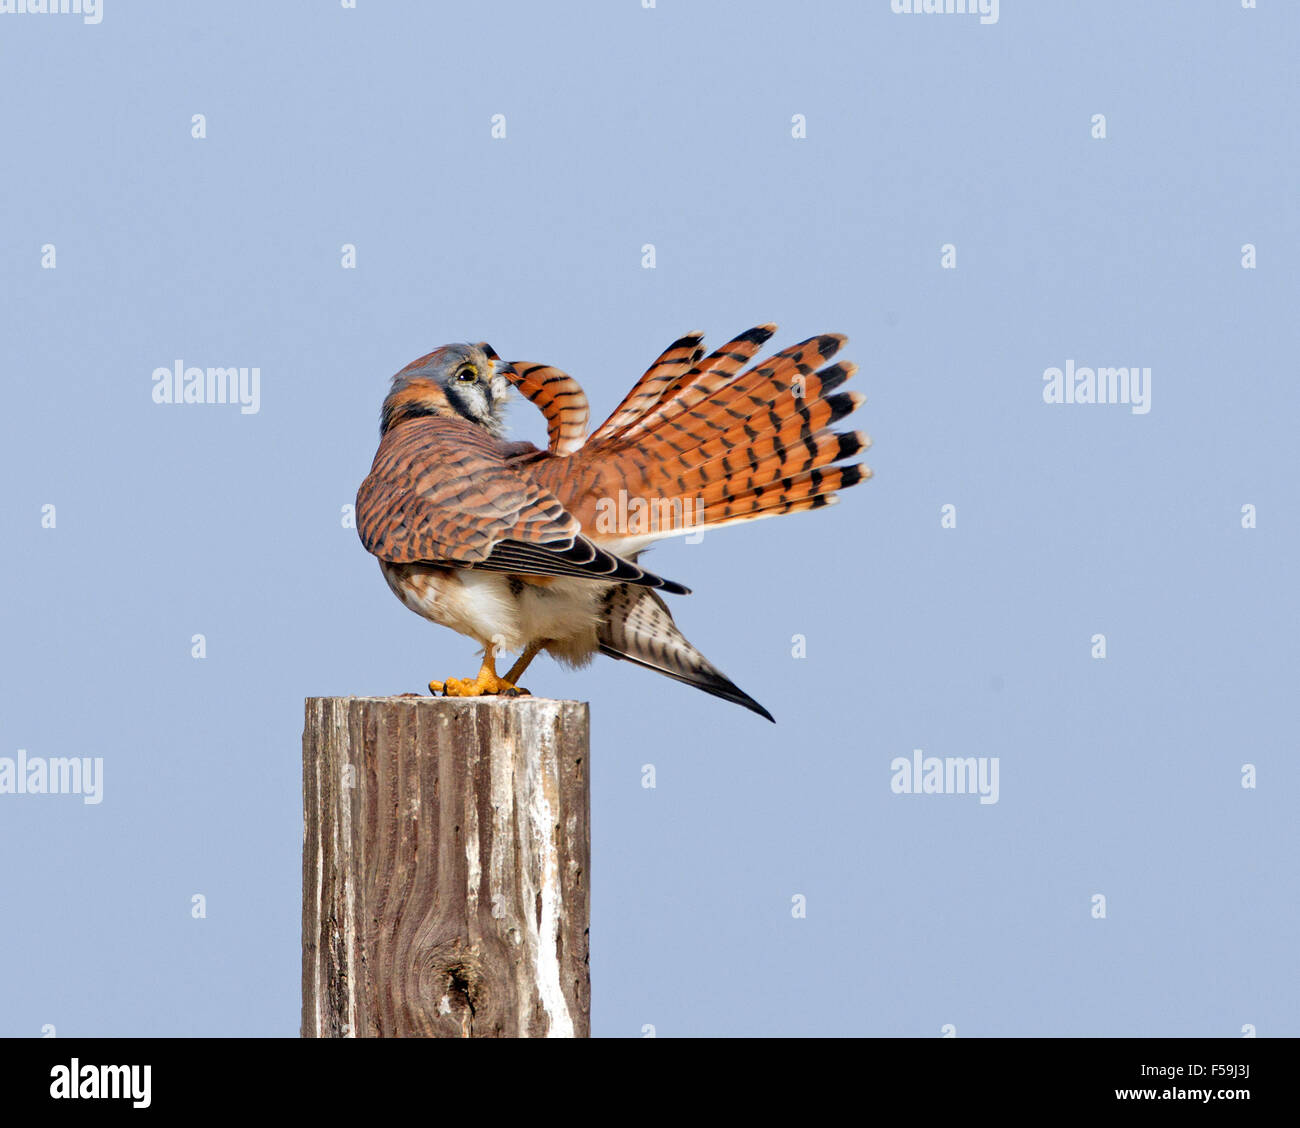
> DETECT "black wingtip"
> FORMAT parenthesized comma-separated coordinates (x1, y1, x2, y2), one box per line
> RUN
(708, 680, 774, 722)
(673, 662, 772, 721)
(597, 643, 770, 720)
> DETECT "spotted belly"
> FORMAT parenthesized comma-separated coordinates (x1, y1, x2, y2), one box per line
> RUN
(379, 560, 606, 666)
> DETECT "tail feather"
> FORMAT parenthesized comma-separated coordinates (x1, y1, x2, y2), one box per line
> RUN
(691, 421, 867, 507)
(613, 332, 845, 450)
(598, 584, 774, 721)
(532, 325, 870, 540)
(607, 324, 778, 444)
(586, 332, 706, 445)
(682, 488, 844, 533)
(655, 395, 867, 505)
(698, 461, 869, 520)
(657, 365, 861, 485)
(506, 362, 590, 455)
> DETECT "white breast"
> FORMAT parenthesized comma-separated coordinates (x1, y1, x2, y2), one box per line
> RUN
(380, 561, 607, 666)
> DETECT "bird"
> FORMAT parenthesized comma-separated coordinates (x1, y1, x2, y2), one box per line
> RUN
(354, 325, 870, 721)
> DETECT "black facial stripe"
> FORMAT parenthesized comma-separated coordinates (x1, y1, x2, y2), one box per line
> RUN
(445, 381, 489, 422)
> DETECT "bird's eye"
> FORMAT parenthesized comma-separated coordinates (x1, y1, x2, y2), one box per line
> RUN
(456, 366, 478, 383)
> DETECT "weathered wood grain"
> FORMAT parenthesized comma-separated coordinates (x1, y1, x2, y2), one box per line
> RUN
(301, 697, 590, 1038)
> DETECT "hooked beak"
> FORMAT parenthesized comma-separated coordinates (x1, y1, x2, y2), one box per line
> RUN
(473, 342, 519, 387)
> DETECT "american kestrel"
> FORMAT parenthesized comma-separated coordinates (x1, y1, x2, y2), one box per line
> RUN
(355, 326, 869, 721)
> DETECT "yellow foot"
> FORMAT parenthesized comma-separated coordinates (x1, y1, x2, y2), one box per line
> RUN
(428, 673, 530, 698)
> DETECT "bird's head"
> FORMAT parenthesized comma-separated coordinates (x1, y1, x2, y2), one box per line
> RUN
(379, 342, 514, 437)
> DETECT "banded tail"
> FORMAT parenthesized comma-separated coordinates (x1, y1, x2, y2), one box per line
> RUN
(531, 325, 870, 545)
(505, 361, 590, 455)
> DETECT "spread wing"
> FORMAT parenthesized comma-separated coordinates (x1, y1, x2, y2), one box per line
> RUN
(355, 416, 688, 593)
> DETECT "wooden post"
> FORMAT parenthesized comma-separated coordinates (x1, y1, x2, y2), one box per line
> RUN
(301, 696, 590, 1038)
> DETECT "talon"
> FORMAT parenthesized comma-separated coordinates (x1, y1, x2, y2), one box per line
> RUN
(428, 646, 530, 699)
(440, 672, 525, 697)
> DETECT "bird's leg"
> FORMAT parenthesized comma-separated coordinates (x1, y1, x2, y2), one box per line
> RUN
(430, 643, 531, 698)
(502, 640, 546, 687)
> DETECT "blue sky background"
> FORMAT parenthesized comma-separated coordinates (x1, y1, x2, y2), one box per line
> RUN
(1, 0, 1296, 1036)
